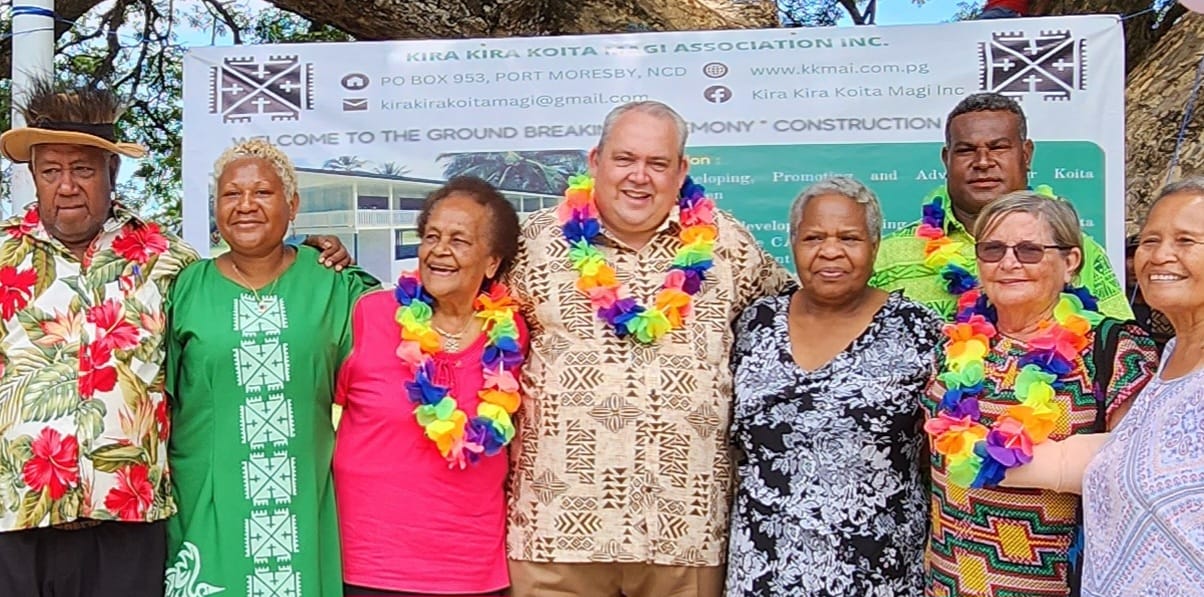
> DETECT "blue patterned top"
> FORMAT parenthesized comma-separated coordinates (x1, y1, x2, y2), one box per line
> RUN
(1082, 337, 1204, 596)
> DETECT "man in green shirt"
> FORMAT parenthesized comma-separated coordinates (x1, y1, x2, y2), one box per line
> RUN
(870, 92, 1131, 320)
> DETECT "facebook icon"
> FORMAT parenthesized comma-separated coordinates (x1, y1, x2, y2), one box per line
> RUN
(703, 85, 732, 103)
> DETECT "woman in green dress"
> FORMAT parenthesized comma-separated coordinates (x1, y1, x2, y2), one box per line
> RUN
(164, 139, 379, 596)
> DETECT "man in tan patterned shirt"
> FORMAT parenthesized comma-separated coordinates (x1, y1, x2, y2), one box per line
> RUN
(506, 101, 794, 596)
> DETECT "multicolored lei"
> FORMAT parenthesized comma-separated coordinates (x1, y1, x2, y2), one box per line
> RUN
(394, 274, 524, 469)
(919, 188, 1104, 488)
(916, 183, 1057, 296)
(558, 174, 716, 343)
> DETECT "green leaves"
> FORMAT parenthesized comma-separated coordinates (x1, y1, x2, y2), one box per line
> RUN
(16, 308, 49, 346)
(89, 443, 149, 473)
(31, 248, 56, 298)
(84, 249, 129, 289)
(75, 399, 108, 442)
(16, 488, 51, 529)
(21, 362, 79, 423)
(116, 363, 149, 412)
(0, 237, 32, 269)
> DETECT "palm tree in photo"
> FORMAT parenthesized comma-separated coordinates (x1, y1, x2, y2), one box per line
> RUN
(436, 150, 587, 194)
(374, 161, 411, 177)
(323, 155, 368, 172)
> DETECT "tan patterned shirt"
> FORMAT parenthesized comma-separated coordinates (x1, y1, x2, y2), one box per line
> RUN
(506, 206, 794, 566)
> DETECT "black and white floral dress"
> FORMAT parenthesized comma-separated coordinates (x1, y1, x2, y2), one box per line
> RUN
(725, 291, 942, 597)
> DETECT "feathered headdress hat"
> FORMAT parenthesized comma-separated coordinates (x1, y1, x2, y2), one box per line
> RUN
(0, 76, 146, 163)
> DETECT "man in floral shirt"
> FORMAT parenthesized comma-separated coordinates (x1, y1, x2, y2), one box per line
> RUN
(0, 78, 347, 596)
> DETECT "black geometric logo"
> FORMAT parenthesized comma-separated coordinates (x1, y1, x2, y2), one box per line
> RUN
(979, 30, 1086, 101)
(209, 55, 314, 123)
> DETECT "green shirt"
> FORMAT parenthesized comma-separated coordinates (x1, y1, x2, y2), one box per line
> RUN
(164, 246, 379, 597)
(870, 185, 1132, 321)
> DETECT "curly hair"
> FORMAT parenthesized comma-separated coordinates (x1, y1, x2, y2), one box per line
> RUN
(211, 138, 299, 200)
(789, 176, 884, 243)
(417, 176, 521, 284)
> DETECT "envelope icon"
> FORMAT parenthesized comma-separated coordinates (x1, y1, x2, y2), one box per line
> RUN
(342, 98, 368, 112)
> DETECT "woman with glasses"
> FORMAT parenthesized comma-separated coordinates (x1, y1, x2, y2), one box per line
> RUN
(922, 191, 1157, 596)
(990, 178, 1204, 595)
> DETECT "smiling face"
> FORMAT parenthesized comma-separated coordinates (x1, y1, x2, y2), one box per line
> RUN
(417, 193, 502, 307)
(1135, 190, 1204, 318)
(792, 193, 877, 302)
(942, 110, 1033, 223)
(31, 143, 118, 255)
(977, 212, 1082, 314)
(588, 109, 689, 249)
(214, 157, 297, 258)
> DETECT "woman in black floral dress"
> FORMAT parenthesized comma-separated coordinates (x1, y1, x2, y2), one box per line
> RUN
(726, 177, 942, 596)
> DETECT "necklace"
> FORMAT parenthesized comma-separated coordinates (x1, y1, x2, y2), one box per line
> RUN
(230, 260, 282, 312)
(559, 174, 717, 343)
(394, 273, 524, 469)
(916, 184, 1058, 302)
(924, 287, 1102, 489)
(432, 317, 472, 352)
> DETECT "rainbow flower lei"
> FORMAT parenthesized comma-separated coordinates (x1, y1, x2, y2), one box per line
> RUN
(916, 184, 1057, 297)
(394, 273, 524, 469)
(924, 287, 1103, 488)
(558, 174, 716, 343)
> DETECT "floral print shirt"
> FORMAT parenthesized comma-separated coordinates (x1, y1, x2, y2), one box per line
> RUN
(0, 204, 197, 531)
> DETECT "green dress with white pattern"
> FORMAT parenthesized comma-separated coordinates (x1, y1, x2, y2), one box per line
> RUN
(163, 246, 378, 596)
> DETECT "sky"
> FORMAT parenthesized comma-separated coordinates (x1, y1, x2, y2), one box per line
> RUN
(855, 0, 967, 25)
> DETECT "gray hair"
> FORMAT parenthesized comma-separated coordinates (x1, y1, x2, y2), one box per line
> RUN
(945, 92, 1028, 144)
(788, 177, 884, 243)
(1152, 176, 1204, 205)
(597, 101, 689, 156)
(974, 190, 1083, 275)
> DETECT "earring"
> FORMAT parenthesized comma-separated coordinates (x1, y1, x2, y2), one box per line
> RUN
(289, 219, 296, 240)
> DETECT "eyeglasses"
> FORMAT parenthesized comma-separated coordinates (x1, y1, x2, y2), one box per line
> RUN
(975, 241, 1071, 264)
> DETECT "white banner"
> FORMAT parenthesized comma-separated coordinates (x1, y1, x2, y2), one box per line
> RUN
(182, 16, 1125, 282)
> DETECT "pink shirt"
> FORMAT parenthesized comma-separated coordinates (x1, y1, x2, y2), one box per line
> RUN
(333, 289, 527, 593)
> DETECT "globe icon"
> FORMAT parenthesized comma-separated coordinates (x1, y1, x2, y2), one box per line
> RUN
(703, 62, 729, 79)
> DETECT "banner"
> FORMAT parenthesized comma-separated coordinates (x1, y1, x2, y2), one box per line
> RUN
(182, 15, 1126, 282)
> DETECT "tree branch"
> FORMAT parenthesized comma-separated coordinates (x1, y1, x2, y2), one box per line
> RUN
(263, 0, 776, 40)
(112, 1, 156, 90)
(1037, 0, 1185, 74)
(90, 0, 129, 83)
(54, 24, 109, 54)
(838, 0, 866, 25)
(201, 0, 243, 45)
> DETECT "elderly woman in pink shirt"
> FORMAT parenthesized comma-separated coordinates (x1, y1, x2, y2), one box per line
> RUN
(333, 176, 527, 597)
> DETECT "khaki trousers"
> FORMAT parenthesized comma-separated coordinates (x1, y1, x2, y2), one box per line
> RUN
(508, 560, 724, 597)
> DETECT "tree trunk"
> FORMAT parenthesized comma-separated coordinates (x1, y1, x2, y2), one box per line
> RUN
(1124, 11, 1204, 230)
(262, 0, 778, 39)
(1037, 0, 1186, 75)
